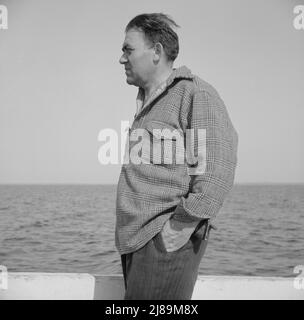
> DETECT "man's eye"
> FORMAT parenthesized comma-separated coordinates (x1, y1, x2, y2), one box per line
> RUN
(124, 48, 133, 54)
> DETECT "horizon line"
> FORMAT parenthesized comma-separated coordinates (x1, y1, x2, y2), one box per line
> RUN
(0, 182, 304, 186)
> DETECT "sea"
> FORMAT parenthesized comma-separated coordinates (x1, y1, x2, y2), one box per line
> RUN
(0, 184, 303, 277)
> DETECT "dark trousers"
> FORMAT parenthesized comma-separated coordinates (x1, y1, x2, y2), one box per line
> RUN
(121, 219, 211, 300)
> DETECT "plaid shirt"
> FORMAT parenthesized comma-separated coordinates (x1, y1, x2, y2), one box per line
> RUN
(115, 66, 238, 255)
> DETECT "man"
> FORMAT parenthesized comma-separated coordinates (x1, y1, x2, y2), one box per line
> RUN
(116, 13, 238, 300)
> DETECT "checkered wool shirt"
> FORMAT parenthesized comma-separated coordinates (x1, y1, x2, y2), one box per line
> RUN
(115, 66, 238, 255)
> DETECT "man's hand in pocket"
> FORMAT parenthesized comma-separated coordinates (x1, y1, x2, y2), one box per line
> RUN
(160, 218, 199, 252)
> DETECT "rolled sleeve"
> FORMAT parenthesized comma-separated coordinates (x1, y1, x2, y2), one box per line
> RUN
(172, 89, 238, 223)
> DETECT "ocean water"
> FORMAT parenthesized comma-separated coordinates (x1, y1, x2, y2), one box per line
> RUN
(0, 184, 303, 277)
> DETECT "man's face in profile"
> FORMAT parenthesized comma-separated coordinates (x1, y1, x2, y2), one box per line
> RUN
(119, 28, 155, 87)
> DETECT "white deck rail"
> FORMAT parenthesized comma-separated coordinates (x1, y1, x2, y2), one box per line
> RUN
(0, 273, 303, 300)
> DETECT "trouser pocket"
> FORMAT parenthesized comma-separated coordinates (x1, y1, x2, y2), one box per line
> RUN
(153, 219, 214, 254)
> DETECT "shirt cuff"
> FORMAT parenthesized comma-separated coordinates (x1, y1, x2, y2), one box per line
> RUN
(172, 198, 218, 232)
(171, 198, 203, 223)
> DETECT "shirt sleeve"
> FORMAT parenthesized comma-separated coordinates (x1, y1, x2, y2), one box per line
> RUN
(172, 89, 238, 223)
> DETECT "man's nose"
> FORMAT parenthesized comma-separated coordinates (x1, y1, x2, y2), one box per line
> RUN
(119, 54, 127, 64)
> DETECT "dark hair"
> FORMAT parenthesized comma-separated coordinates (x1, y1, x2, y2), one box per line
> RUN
(125, 13, 180, 62)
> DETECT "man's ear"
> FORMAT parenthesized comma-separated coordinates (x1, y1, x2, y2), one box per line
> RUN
(153, 42, 163, 62)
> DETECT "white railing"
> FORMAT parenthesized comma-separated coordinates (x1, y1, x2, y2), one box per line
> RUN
(0, 273, 303, 300)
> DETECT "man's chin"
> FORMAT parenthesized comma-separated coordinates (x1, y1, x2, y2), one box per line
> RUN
(126, 77, 136, 86)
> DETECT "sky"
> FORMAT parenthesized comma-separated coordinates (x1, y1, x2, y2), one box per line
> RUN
(0, 0, 303, 184)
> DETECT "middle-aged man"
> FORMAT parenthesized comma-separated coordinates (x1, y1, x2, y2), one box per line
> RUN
(116, 13, 238, 300)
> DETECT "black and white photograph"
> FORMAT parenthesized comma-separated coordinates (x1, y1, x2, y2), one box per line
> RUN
(0, 0, 303, 302)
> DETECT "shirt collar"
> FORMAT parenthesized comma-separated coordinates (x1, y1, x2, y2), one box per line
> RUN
(166, 65, 194, 87)
(135, 65, 193, 118)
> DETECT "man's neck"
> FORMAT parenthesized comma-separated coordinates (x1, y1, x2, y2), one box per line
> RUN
(142, 66, 173, 101)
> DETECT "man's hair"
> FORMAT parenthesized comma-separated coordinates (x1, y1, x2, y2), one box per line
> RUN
(125, 13, 180, 62)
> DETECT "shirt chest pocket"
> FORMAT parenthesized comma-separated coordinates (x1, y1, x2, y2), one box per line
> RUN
(141, 121, 185, 165)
